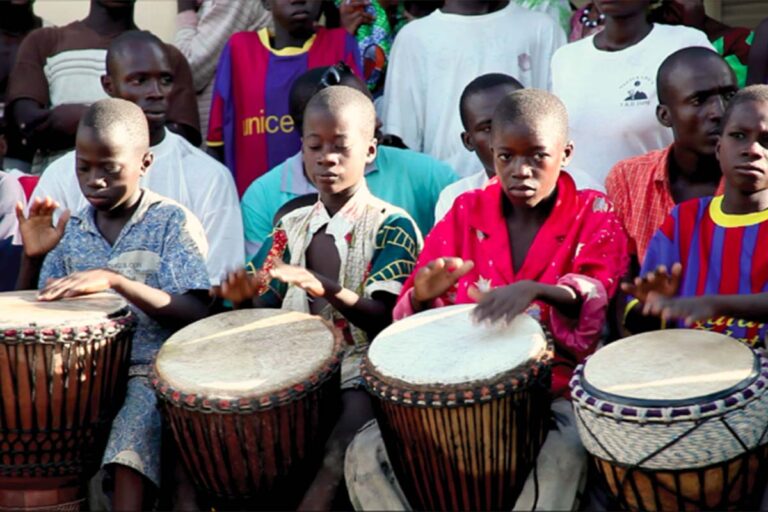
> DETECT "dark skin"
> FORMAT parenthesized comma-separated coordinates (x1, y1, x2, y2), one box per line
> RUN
(592, 0, 653, 52)
(623, 99, 768, 331)
(101, 39, 174, 147)
(213, 105, 383, 511)
(440, 0, 506, 15)
(16, 124, 209, 512)
(12, 0, 138, 153)
(657, 56, 737, 203)
(611, 55, 736, 338)
(460, 83, 523, 179)
(747, 17, 768, 86)
(208, 0, 322, 164)
(266, 0, 322, 50)
(412, 117, 582, 325)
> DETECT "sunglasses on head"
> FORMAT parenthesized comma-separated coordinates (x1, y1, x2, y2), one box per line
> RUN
(319, 61, 353, 89)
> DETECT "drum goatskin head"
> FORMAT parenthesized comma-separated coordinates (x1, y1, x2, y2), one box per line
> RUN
(0, 290, 128, 329)
(154, 309, 339, 401)
(368, 304, 548, 387)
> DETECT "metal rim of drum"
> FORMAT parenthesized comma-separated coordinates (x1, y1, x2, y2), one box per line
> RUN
(361, 324, 555, 408)
(570, 350, 768, 423)
(0, 306, 135, 345)
(150, 317, 346, 414)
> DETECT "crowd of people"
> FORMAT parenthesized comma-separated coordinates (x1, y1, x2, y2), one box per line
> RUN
(2, 0, 768, 510)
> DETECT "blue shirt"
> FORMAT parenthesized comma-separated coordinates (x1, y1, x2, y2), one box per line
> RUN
(39, 190, 211, 365)
(241, 145, 458, 258)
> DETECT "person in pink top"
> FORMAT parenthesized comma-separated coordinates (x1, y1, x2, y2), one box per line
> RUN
(391, 88, 628, 510)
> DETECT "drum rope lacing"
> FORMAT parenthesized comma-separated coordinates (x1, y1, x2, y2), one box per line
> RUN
(575, 406, 768, 510)
(572, 350, 768, 510)
(570, 357, 768, 423)
(151, 348, 345, 413)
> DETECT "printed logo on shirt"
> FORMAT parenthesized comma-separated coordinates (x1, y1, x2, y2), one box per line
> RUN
(619, 76, 653, 106)
(242, 110, 295, 137)
(518, 53, 532, 73)
(109, 250, 161, 284)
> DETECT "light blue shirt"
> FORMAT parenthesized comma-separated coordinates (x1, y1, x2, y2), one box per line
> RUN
(241, 145, 458, 258)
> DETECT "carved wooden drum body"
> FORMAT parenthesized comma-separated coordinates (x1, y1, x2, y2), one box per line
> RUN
(362, 305, 553, 511)
(151, 309, 344, 508)
(0, 291, 134, 511)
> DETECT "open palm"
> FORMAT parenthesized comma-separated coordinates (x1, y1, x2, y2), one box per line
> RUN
(16, 197, 70, 258)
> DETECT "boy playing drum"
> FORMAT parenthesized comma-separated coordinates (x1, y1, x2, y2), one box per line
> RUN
(15, 98, 211, 511)
(212, 85, 422, 509)
(387, 89, 629, 510)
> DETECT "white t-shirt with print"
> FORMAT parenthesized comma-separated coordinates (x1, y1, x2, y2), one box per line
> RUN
(381, 3, 566, 177)
(551, 24, 712, 185)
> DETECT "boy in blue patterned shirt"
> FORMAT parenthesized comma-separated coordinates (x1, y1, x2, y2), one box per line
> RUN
(16, 98, 211, 511)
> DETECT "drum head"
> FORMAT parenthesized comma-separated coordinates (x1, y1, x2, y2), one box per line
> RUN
(583, 329, 758, 406)
(0, 290, 129, 330)
(367, 304, 547, 388)
(154, 309, 340, 401)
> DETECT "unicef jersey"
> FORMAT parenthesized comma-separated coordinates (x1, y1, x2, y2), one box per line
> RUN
(207, 28, 361, 195)
(643, 196, 768, 347)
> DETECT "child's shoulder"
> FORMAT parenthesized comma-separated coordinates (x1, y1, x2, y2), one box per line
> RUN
(141, 192, 206, 235)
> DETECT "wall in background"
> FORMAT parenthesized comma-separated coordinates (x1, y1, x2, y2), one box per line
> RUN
(35, 0, 178, 42)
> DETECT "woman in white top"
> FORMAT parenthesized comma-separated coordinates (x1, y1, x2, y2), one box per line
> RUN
(551, 0, 712, 185)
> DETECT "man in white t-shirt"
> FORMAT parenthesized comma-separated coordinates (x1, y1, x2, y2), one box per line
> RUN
(435, 73, 603, 221)
(381, 0, 565, 177)
(32, 31, 243, 285)
(551, 1, 713, 185)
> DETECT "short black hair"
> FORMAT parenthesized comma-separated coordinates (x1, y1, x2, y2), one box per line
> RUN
(106, 30, 168, 76)
(78, 98, 149, 148)
(459, 73, 524, 128)
(304, 85, 376, 139)
(656, 47, 731, 105)
(491, 89, 568, 141)
(721, 85, 768, 129)
(288, 65, 368, 126)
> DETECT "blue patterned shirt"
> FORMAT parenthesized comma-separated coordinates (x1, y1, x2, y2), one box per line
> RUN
(39, 190, 211, 366)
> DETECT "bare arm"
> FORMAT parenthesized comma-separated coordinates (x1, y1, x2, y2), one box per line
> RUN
(12, 99, 89, 152)
(39, 269, 209, 329)
(747, 18, 768, 86)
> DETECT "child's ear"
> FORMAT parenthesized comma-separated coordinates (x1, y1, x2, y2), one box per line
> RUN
(561, 140, 575, 169)
(141, 151, 154, 175)
(715, 138, 722, 164)
(366, 138, 378, 164)
(101, 75, 114, 97)
(656, 104, 673, 128)
(460, 131, 475, 152)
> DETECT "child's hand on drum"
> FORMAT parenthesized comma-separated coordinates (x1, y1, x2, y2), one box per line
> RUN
(643, 294, 718, 326)
(268, 261, 326, 297)
(412, 257, 474, 310)
(37, 269, 116, 301)
(16, 197, 71, 259)
(469, 280, 540, 325)
(210, 268, 269, 304)
(621, 263, 682, 308)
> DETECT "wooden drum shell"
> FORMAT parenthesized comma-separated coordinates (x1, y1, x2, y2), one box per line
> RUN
(373, 382, 550, 511)
(158, 371, 340, 507)
(0, 305, 134, 510)
(593, 444, 768, 511)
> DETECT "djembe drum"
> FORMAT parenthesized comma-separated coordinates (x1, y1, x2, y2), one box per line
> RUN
(571, 329, 768, 511)
(151, 309, 344, 509)
(0, 291, 134, 511)
(361, 304, 553, 511)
